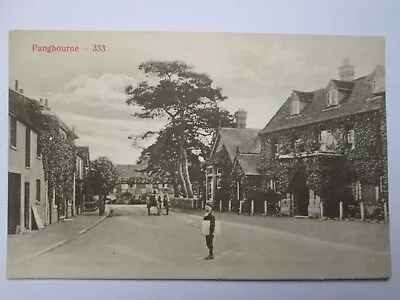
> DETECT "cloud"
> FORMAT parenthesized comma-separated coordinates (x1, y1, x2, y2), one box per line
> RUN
(42, 73, 153, 121)
(37, 73, 168, 164)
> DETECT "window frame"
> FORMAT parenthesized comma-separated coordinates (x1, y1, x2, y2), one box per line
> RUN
(291, 99, 300, 115)
(10, 115, 17, 149)
(25, 128, 31, 168)
(328, 89, 339, 107)
(36, 179, 41, 204)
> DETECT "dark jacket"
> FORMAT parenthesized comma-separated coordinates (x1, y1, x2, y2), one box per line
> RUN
(203, 212, 215, 235)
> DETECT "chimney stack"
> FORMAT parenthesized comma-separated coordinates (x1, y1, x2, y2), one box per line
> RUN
(39, 98, 44, 105)
(19, 89, 24, 94)
(338, 56, 355, 81)
(45, 99, 49, 107)
(234, 109, 247, 129)
(15, 80, 18, 91)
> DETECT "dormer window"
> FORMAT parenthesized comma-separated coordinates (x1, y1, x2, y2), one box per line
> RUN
(328, 89, 339, 106)
(291, 99, 300, 115)
(372, 77, 384, 94)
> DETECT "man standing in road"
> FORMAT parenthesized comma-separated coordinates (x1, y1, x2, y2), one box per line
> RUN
(203, 202, 216, 260)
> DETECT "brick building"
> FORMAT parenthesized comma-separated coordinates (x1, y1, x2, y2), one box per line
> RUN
(206, 109, 262, 210)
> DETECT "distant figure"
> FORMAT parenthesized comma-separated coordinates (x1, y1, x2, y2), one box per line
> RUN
(157, 193, 162, 216)
(163, 193, 171, 215)
(203, 202, 216, 260)
(146, 193, 152, 215)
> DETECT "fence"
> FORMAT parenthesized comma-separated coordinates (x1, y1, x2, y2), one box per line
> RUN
(169, 197, 389, 223)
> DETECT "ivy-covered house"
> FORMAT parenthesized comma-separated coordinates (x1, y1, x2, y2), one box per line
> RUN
(259, 59, 387, 219)
(206, 109, 262, 210)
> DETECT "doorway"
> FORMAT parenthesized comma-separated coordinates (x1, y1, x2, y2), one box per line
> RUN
(8, 173, 21, 234)
(24, 182, 30, 229)
(290, 171, 309, 216)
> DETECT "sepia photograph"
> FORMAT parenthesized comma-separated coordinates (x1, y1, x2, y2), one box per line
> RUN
(7, 30, 390, 280)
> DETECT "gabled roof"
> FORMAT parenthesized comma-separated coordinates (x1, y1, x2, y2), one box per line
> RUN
(77, 146, 90, 165)
(41, 105, 79, 139)
(293, 90, 314, 102)
(331, 79, 355, 91)
(116, 164, 149, 182)
(233, 154, 261, 176)
(213, 127, 261, 161)
(261, 66, 385, 134)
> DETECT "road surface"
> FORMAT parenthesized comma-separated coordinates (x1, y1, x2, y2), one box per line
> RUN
(7, 205, 391, 280)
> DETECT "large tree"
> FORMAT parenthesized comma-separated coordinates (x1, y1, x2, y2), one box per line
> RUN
(126, 60, 234, 198)
(87, 157, 118, 215)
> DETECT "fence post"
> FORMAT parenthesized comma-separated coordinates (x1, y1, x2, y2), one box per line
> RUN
(202, 200, 205, 210)
(360, 202, 365, 221)
(229, 201, 232, 212)
(264, 201, 268, 216)
(220, 201, 222, 212)
(320, 202, 324, 219)
(339, 202, 343, 220)
(251, 200, 255, 215)
(192, 199, 195, 209)
(239, 201, 243, 214)
(384, 202, 388, 223)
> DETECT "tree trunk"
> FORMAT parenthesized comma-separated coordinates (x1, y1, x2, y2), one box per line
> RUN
(181, 147, 194, 198)
(177, 159, 188, 198)
(171, 170, 180, 197)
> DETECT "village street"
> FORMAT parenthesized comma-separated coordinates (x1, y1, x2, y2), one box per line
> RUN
(7, 205, 391, 280)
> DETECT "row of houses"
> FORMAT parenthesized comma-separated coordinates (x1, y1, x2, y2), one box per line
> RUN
(113, 164, 174, 204)
(8, 81, 92, 234)
(206, 59, 388, 219)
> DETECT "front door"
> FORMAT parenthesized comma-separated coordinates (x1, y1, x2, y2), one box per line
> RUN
(291, 171, 309, 216)
(24, 182, 30, 229)
(8, 173, 21, 234)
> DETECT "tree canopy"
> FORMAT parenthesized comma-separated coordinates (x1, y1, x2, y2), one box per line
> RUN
(88, 156, 119, 198)
(126, 60, 235, 198)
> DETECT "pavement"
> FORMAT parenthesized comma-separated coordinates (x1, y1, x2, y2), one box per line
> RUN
(6, 205, 391, 280)
(7, 206, 111, 266)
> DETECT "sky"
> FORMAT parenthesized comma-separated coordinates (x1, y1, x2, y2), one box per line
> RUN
(9, 31, 385, 165)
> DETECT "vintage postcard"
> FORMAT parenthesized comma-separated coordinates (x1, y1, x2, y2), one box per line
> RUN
(7, 30, 390, 280)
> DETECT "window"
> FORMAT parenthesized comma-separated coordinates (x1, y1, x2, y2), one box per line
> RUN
(372, 77, 384, 94)
(37, 135, 42, 157)
(328, 89, 339, 106)
(36, 179, 41, 204)
(207, 166, 213, 175)
(25, 128, 31, 168)
(319, 130, 338, 152)
(271, 139, 279, 156)
(216, 168, 222, 175)
(10, 116, 17, 148)
(291, 100, 300, 115)
(216, 177, 221, 189)
(294, 138, 303, 153)
(347, 129, 355, 150)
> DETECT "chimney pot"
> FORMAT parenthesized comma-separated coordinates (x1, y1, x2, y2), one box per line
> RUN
(234, 109, 247, 129)
(338, 57, 355, 81)
(45, 99, 49, 107)
(15, 80, 19, 91)
(19, 89, 24, 94)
